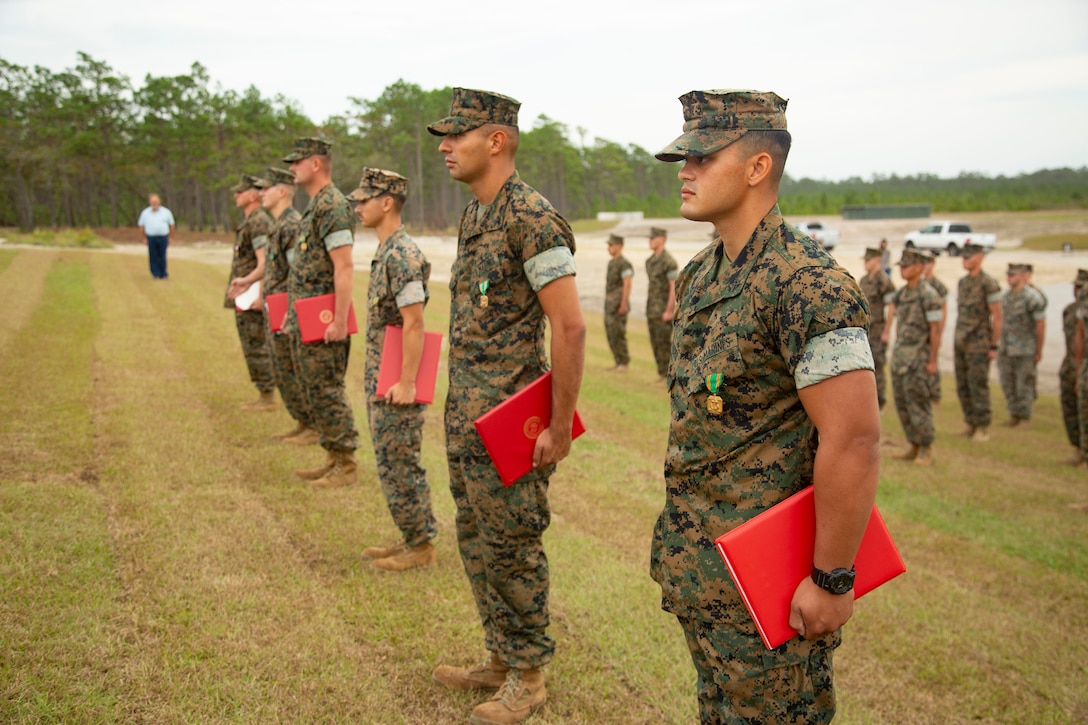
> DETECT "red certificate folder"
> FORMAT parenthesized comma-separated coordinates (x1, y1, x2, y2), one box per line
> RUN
(265, 292, 288, 333)
(714, 485, 905, 649)
(294, 294, 358, 344)
(473, 371, 586, 486)
(376, 326, 444, 404)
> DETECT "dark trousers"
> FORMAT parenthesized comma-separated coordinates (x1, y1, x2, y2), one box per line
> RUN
(146, 236, 169, 278)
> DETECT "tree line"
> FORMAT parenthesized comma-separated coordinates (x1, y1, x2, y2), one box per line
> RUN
(2, 52, 1086, 234)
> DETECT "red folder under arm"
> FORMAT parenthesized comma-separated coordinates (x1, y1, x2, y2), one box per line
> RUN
(473, 371, 586, 486)
(294, 293, 358, 344)
(376, 325, 443, 404)
(714, 485, 905, 649)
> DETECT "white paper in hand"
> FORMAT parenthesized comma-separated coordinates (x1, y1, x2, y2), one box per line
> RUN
(234, 280, 261, 311)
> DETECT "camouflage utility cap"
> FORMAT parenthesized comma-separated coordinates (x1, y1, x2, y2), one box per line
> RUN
(606, 233, 624, 246)
(345, 167, 408, 202)
(864, 247, 882, 261)
(427, 87, 520, 136)
(1007, 263, 1030, 274)
(650, 226, 667, 239)
(656, 89, 788, 162)
(962, 243, 986, 257)
(283, 137, 332, 162)
(231, 174, 261, 193)
(898, 249, 929, 267)
(1076, 268, 1088, 285)
(255, 167, 295, 188)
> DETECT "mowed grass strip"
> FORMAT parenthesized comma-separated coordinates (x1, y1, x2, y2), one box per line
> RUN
(0, 252, 122, 721)
(0, 248, 57, 357)
(84, 251, 426, 722)
(3, 246, 1088, 723)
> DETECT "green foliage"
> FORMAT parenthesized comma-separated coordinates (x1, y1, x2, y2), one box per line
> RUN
(2, 52, 1086, 235)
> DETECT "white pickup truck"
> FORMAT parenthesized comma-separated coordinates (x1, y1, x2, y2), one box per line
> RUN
(793, 221, 840, 250)
(903, 221, 996, 256)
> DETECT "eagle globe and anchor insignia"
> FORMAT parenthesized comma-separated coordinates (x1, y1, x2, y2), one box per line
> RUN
(523, 415, 544, 440)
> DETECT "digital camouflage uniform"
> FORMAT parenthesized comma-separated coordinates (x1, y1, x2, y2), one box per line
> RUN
(890, 280, 944, 447)
(954, 270, 1001, 429)
(646, 249, 678, 376)
(998, 284, 1046, 421)
(284, 181, 358, 453)
(226, 197, 275, 394)
(650, 207, 873, 724)
(1061, 299, 1080, 447)
(443, 170, 577, 670)
(364, 225, 437, 547)
(924, 273, 948, 402)
(258, 170, 311, 428)
(1061, 272, 1088, 450)
(1075, 286, 1088, 462)
(604, 246, 634, 366)
(859, 266, 895, 408)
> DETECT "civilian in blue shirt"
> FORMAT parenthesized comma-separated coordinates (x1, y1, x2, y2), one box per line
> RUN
(136, 194, 176, 279)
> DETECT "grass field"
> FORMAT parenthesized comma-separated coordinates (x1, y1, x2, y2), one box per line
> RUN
(1, 247, 1086, 724)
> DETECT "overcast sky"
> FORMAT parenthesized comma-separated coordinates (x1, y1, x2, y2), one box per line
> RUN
(2, 0, 1086, 182)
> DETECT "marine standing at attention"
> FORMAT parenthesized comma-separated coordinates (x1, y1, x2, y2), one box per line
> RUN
(859, 247, 895, 409)
(282, 137, 360, 489)
(255, 167, 317, 445)
(349, 167, 439, 572)
(884, 248, 944, 465)
(604, 233, 634, 371)
(226, 173, 277, 412)
(427, 87, 586, 725)
(650, 89, 879, 723)
(952, 243, 1002, 443)
(998, 263, 1046, 427)
(645, 225, 677, 381)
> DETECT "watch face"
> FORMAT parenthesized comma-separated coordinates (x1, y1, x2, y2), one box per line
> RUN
(814, 566, 856, 595)
(828, 574, 853, 595)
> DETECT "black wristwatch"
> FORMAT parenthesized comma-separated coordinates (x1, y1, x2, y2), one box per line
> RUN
(811, 566, 856, 595)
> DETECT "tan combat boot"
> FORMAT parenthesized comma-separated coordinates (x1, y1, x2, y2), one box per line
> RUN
(893, 444, 919, 461)
(370, 542, 436, 572)
(469, 668, 546, 725)
(295, 451, 335, 481)
(959, 425, 976, 437)
(433, 652, 508, 691)
(971, 426, 990, 443)
(271, 422, 305, 441)
(310, 450, 358, 489)
(283, 426, 320, 446)
(914, 446, 934, 466)
(241, 390, 277, 412)
(362, 540, 405, 559)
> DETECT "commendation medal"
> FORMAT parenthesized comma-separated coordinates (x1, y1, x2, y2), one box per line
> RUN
(479, 280, 489, 308)
(706, 373, 724, 415)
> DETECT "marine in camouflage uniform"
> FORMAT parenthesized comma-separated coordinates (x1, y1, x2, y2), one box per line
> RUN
(225, 174, 276, 406)
(255, 168, 314, 439)
(604, 233, 633, 368)
(428, 88, 585, 724)
(998, 263, 1047, 424)
(953, 244, 1002, 441)
(1074, 285, 1088, 465)
(922, 253, 948, 403)
(348, 168, 438, 569)
(651, 90, 879, 724)
(1060, 270, 1088, 452)
(859, 247, 895, 408)
(282, 138, 359, 485)
(645, 226, 678, 378)
(888, 249, 944, 462)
